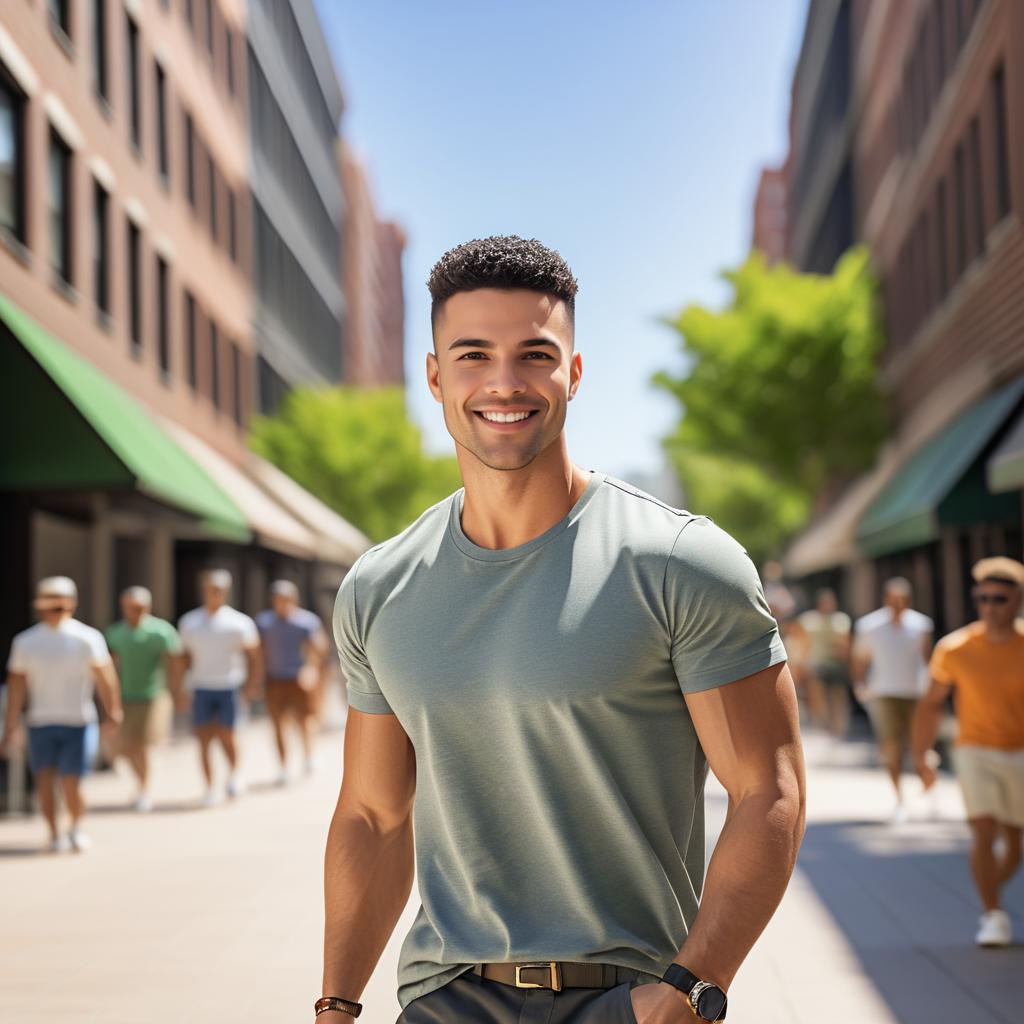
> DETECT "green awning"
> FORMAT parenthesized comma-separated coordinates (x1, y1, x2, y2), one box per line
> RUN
(0, 294, 250, 542)
(988, 408, 1024, 493)
(856, 378, 1024, 557)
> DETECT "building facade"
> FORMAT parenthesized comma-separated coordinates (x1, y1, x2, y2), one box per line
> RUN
(781, 0, 1024, 635)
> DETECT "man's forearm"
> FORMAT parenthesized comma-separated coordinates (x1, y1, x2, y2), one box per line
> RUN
(673, 780, 805, 990)
(3, 675, 26, 735)
(911, 700, 944, 762)
(323, 808, 415, 1003)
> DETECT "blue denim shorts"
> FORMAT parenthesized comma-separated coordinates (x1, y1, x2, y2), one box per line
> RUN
(191, 687, 240, 729)
(28, 724, 99, 776)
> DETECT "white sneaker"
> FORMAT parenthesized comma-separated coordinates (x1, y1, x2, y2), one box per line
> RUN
(303, 758, 314, 778)
(976, 910, 1012, 947)
(68, 830, 92, 853)
(201, 788, 221, 808)
(133, 794, 153, 813)
(273, 769, 289, 788)
(47, 834, 72, 854)
(226, 777, 245, 799)
(890, 803, 909, 826)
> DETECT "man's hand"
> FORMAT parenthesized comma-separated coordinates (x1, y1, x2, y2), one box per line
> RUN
(915, 749, 940, 791)
(630, 982, 694, 1022)
(0, 723, 25, 758)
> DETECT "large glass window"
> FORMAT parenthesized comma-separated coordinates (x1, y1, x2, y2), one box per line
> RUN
(126, 14, 141, 151)
(156, 63, 169, 181)
(92, 0, 108, 101)
(0, 66, 27, 244)
(184, 111, 195, 207)
(93, 180, 110, 316)
(48, 129, 73, 285)
(231, 341, 243, 426)
(209, 320, 220, 408)
(185, 290, 198, 391)
(157, 255, 170, 377)
(227, 189, 237, 262)
(991, 64, 1011, 220)
(127, 219, 142, 355)
(48, 0, 71, 38)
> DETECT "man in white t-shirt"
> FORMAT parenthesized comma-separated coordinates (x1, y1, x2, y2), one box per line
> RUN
(1, 577, 123, 852)
(177, 569, 262, 806)
(852, 577, 934, 822)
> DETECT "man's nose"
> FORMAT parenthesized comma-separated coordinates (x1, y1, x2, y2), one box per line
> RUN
(484, 358, 527, 396)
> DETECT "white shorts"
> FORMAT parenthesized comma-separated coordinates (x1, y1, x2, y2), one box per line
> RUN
(952, 745, 1024, 828)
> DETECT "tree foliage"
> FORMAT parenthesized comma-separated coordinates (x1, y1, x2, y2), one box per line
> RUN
(250, 386, 462, 543)
(654, 246, 887, 561)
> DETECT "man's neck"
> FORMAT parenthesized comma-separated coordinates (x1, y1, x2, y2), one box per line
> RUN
(458, 440, 591, 550)
(983, 622, 1015, 644)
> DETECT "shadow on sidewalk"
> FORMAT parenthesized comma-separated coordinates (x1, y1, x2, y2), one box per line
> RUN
(797, 817, 1023, 1024)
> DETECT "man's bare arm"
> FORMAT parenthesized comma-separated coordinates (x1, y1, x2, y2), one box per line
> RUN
(911, 676, 952, 789)
(92, 661, 124, 723)
(321, 709, 416, 1020)
(675, 662, 806, 990)
(1, 672, 28, 752)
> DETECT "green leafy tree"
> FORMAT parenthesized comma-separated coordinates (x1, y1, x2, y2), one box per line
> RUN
(250, 386, 462, 543)
(654, 245, 887, 561)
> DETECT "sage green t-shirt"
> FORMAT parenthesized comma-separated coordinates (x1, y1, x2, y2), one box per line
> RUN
(334, 473, 785, 1010)
(105, 616, 182, 702)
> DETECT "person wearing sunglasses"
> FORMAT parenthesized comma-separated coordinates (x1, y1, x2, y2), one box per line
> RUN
(912, 557, 1024, 947)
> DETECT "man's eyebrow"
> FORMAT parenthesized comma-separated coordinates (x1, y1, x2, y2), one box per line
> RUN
(446, 337, 560, 351)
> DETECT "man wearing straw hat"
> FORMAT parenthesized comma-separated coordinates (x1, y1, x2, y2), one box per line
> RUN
(913, 556, 1024, 947)
(1, 576, 123, 852)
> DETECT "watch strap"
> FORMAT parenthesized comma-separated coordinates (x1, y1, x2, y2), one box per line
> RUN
(662, 962, 700, 995)
(314, 996, 362, 1018)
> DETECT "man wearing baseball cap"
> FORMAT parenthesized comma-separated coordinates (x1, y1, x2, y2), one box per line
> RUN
(178, 569, 262, 806)
(913, 556, 1024, 946)
(256, 580, 329, 785)
(1, 577, 124, 851)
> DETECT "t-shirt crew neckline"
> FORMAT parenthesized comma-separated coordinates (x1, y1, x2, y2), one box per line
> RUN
(448, 471, 606, 563)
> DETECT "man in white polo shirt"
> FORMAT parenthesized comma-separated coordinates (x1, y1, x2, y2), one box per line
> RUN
(852, 577, 933, 823)
(1, 577, 123, 852)
(178, 569, 262, 806)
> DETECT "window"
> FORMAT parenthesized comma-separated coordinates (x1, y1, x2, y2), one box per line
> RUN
(227, 188, 237, 262)
(935, 178, 949, 298)
(205, 0, 215, 57)
(209, 320, 220, 408)
(967, 116, 985, 258)
(208, 154, 217, 240)
(185, 290, 198, 390)
(127, 219, 142, 355)
(126, 14, 141, 151)
(48, 1, 71, 38)
(155, 63, 169, 181)
(184, 111, 195, 207)
(991, 64, 1010, 220)
(48, 129, 73, 285)
(156, 255, 170, 377)
(231, 342, 243, 426)
(93, 180, 110, 316)
(92, 0, 108, 102)
(225, 25, 235, 95)
(0, 65, 27, 244)
(953, 141, 967, 278)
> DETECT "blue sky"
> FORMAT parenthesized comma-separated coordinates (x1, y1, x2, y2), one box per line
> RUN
(315, 0, 809, 481)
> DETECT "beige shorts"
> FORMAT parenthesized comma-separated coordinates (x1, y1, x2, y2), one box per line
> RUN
(121, 691, 173, 749)
(952, 745, 1024, 827)
(868, 696, 917, 746)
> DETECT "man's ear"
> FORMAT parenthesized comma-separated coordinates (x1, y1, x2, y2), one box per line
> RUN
(568, 351, 583, 400)
(426, 351, 443, 404)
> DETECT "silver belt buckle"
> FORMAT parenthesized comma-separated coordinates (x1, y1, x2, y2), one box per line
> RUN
(514, 962, 562, 991)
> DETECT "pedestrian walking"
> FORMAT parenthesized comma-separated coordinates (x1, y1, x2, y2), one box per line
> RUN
(793, 588, 852, 737)
(256, 580, 329, 785)
(178, 569, 262, 806)
(318, 237, 806, 1024)
(1, 577, 123, 851)
(104, 586, 183, 812)
(913, 557, 1024, 947)
(852, 577, 933, 824)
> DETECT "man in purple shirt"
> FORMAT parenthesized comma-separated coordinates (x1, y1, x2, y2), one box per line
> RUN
(255, 580, 328, 784)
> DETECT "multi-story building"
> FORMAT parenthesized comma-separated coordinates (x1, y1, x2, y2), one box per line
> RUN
(246, 0, 346, 413)
(0, 0, 368, 664)
(340, 143, 406, 388)
(751, 165, 789, 266)
(782, 0, 1024, 633)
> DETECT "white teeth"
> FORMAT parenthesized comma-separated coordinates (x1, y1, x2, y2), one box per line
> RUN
(480, 411, 532, 423)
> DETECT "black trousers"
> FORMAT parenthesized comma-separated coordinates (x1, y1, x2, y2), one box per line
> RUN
(397, 966, 647, 1023)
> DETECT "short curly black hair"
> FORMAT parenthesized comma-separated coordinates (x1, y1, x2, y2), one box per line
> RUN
(427, 235, 578, 329)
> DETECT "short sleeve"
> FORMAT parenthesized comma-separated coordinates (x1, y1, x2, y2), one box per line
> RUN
(6, 635, 25, 674)
(666, 519, 787, 694)
(87, 628, 112, 667)
(929, 638, 954, 685)
(333, 559, 393, 714)
(162, 622, 183, 655)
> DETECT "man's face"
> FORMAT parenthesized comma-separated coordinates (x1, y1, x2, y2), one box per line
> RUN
(271, 594, 296, 617)
(973, 581, 1021, 629)
(36, 598, 74, 623)
(202, 582, 228, 610)
(427, 289, 582, 472)
(885, 591, 910, 615)
(121, 595, 148, 626)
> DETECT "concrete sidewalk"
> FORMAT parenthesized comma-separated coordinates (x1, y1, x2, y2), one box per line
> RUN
(0, 718, 1021, 1023)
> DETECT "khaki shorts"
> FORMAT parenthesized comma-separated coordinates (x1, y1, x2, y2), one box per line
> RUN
(953, 745, 1024, 827)
(265, 678, 316, 720)
(868, 696, 917, 746)
(121, 691, 173, 748)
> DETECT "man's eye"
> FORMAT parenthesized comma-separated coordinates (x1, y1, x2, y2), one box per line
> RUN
(457, 352, 487, 360)
(524, 352, 553, 360)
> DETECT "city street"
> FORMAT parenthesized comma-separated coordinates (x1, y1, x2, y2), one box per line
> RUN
(0, 712, 1021, 1024)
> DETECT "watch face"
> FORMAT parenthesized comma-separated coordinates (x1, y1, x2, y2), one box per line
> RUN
(697, 986, 727, 1021)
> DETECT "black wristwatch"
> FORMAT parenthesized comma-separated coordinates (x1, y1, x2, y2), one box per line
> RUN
(661, 964, 728, 1021)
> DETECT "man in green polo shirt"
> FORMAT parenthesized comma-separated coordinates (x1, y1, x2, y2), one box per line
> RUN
(105, 586, 183, 812)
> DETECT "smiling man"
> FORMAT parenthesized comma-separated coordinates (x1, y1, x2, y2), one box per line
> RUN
(319, 236, 806, 1024)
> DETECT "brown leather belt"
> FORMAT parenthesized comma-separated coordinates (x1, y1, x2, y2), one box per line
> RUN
(472, 962, 622, 991)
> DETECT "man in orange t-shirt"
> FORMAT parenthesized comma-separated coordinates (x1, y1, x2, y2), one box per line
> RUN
(912, 557, 1024, 948)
